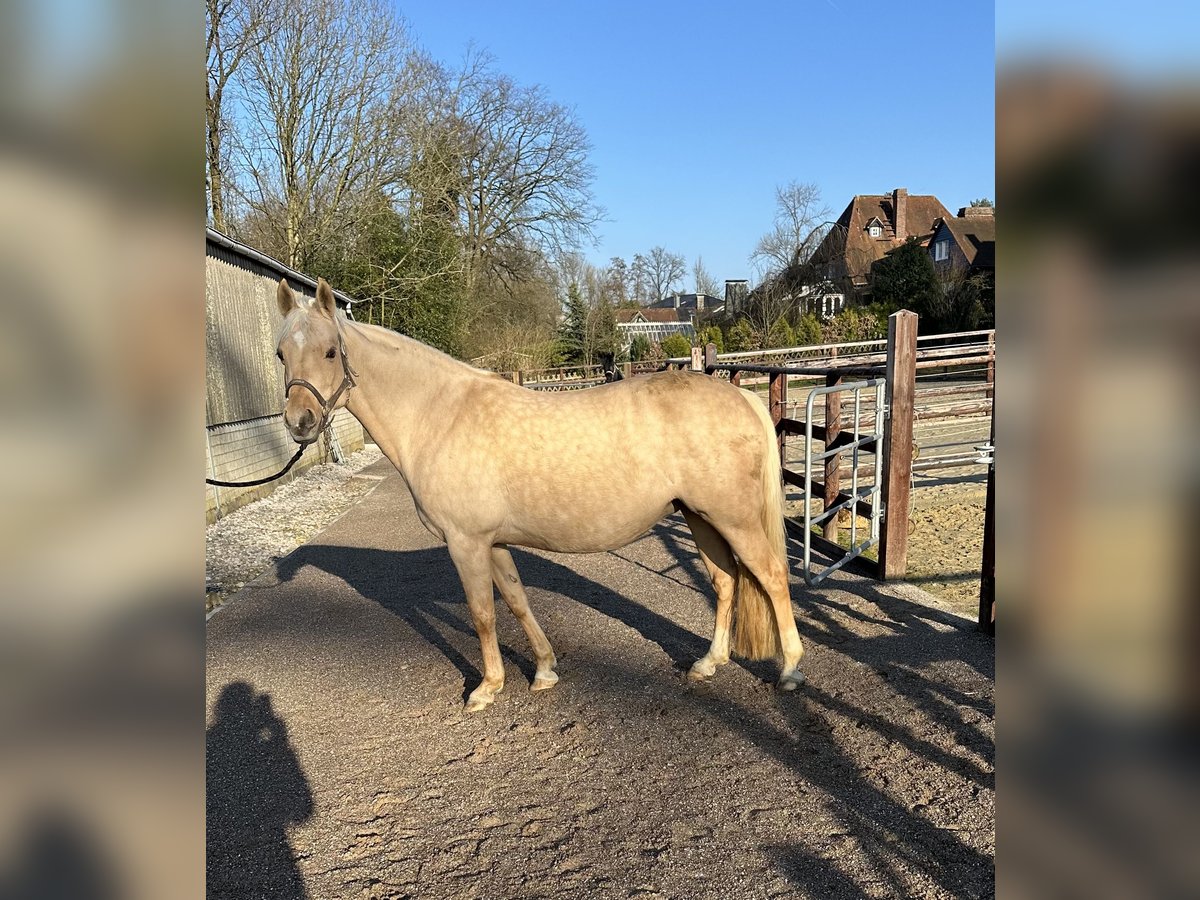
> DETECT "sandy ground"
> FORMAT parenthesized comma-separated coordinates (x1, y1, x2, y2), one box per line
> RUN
(776, 377, 991, 622)
(207, 460, 994, 899)
(206, 446, 384, 613)
(906, 474, 987, 619)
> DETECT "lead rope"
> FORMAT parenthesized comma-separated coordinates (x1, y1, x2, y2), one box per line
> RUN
(205, 444, 308, 488)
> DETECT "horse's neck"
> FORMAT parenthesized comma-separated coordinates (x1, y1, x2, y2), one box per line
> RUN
(342, 323, 475, 476)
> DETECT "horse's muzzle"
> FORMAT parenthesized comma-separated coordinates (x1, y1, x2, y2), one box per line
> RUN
(284, 408, 320, 444)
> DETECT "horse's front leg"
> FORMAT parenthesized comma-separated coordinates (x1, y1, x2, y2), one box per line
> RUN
(492, 546, 558, 691)
(447, 538, 505, 712)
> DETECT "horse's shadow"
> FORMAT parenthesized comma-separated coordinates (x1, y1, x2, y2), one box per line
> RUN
(274, 533, 734, 693)
(271, 533, 994, 898)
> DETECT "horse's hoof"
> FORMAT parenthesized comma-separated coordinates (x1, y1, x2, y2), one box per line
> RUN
(465, 695, 494, 713)
(531, 671, 559, 692)
(688, 658, 717, 681)
(777, 672, 806, 692)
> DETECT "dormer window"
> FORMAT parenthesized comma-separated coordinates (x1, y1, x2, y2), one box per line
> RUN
(865, 216, 884, 238)
(869, 225, 881, 238)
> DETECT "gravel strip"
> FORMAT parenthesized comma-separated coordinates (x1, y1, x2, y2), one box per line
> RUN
(206, 445, 384, 613)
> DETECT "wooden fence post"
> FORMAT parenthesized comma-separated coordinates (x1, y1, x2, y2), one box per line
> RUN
(824, 371, 842, 543)
(690, 346, 703, 372)
(704, 342, 718, 372)
(879, 310, 917, 580)
(986, 331, 995, 394)
(979, 407, 996, 634)
(730, 369, 742, 387)
(769, 371, 787, 463)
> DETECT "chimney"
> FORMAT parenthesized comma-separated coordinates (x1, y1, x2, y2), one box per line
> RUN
(959, 205, 994, 218)
(892, 188, 908, 241)
(696, 293, 705, 311)
(725, 279, 747, 313)
(673, 292, 680, 309)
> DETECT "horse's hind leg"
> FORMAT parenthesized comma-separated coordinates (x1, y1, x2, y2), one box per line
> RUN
(680, 509, 737, 681)
(446, 538, 506, 712)
(491, 546, 558, 692)
(716, 522, 805, 690)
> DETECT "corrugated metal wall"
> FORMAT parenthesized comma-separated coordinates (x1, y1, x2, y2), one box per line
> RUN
(205, 237, 366, 520)
(205, 244, 297, 426)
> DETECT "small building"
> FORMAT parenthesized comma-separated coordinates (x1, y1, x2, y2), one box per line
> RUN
(206, 228, 365, 521)
(615, 307, 695, 351)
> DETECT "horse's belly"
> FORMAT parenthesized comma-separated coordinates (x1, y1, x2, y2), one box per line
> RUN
(501, 501, 673, 553)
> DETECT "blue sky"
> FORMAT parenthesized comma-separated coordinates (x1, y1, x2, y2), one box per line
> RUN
(396, 0, 995, 288)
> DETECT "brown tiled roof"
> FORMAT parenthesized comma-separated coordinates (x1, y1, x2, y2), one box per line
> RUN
(937, 215, 996, 266)
(615, 307, 688, 324)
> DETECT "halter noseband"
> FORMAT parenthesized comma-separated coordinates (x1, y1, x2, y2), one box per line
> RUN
(284, 324, 357, 441)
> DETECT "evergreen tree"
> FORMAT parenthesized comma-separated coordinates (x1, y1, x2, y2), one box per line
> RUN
(660, 333, 692, 359)
(629, 334, 651, 362)
(768, 319, 795, 348)
(871, 237, 945, 332)
(308, 199, 466, 356)
(699, 325, 724, 353)
(557, 283, 588, 363)
(726, 319, 755, 352)
(795, 313, 823, 347)
(588, 299, 619, 363)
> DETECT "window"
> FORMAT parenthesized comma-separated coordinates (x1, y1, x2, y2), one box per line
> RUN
(934, 240, 949, 261)
(869, 225, 881, 238)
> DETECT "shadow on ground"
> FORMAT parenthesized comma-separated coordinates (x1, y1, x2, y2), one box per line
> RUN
(263, 525, 994, 898)
(207, 681, 314, 900)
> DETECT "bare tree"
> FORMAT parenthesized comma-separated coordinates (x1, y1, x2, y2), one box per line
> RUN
(444, 56, 602, 293)
(232, 0, 407, 266)
(638, 246, 686, 303)
(692, 256, 721, 298)
(206, 0, 275, 231)
(750, 181, 832, 279)
(605, 256, 631, 306)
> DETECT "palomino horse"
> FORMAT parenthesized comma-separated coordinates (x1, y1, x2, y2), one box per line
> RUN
(275, 278, 804, 711)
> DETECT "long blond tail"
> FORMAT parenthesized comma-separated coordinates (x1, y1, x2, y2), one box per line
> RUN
(731, 389, 788, 660)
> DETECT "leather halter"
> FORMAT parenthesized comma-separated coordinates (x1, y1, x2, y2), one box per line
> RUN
(205, 320, 358, 489)
(284, 324, 357, 443)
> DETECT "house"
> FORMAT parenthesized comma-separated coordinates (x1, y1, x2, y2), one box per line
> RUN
(615, 307, 695, 351)
(929, 206, 995, 277)
(645, 291, 725, 327)
(808, 187, 954, 309)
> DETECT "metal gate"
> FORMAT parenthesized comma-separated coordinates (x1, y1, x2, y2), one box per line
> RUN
(799, 378, 887, 585)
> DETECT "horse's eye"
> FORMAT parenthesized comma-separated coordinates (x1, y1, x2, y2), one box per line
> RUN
(325, 347, 336, 359)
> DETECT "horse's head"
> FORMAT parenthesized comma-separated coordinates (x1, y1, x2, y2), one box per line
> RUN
(274, 278, 352, 444)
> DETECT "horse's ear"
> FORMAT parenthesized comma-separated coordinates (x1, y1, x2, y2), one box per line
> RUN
(276, 278, 296, 316)
(316, 278, 337, 318)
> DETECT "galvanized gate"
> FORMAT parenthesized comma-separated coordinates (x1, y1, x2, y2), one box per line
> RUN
(799, 378, 887, 585)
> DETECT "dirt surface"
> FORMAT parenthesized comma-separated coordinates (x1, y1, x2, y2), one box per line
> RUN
(206, 446, 384, 612)
(905, 474, 987, 618)
(207, 460, 994, 899)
